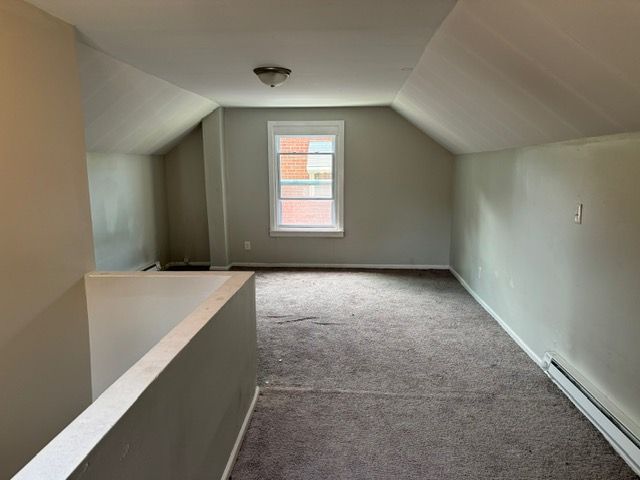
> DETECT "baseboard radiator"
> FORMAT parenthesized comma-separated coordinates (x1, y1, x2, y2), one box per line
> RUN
(543, 354, 640, 475)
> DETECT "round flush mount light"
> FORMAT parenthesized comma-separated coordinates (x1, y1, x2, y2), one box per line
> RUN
(253, 66, 292, 88)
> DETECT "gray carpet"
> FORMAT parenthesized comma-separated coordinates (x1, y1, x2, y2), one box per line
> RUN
(231, 269, 636, 479)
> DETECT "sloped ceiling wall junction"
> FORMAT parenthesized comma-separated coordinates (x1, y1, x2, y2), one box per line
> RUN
(393, 0, 640, 154)
(77, 43, 217, 155)
(29, 0, 456, 108)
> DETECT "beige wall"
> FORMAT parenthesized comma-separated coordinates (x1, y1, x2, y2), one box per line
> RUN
(451, 132, 640, 438)
(223, 107, 453, 266)
(0, 1, 95, 477)
(87, 153, 168, 270)
(165, 126, 211, 264)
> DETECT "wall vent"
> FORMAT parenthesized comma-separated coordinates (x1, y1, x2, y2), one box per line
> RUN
(543, 354, 640, 476)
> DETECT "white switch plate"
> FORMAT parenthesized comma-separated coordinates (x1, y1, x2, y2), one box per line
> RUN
(244, 241, 251, 250)
(574, 203, 583, 224)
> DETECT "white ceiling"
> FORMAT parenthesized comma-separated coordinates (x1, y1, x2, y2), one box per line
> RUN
(29, 0, 456, 107)
(392, 0, 640, 154)
(78, 43, 216, 155)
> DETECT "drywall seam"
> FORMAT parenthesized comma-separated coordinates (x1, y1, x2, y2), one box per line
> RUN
(220, 386, 259, 480)
(202, 108, 231, 267)
(219, 108, 231, 264)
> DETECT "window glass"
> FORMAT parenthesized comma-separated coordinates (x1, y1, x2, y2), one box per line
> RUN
(268, 122, 344, 236)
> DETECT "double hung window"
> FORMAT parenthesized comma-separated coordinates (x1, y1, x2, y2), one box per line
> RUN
(267, 121, 344, 236)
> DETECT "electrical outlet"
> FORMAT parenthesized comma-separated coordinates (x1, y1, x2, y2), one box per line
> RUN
(244, 241, 251, 251)
(574, 203, 583, 224)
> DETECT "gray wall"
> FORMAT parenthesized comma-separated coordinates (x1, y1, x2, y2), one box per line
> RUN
(87, 153, 168, 270)
(451, 132, 640, 437)
(223, 107, 453, 266)
(165, 126, 211, 263)
(0, 1, 95, 477)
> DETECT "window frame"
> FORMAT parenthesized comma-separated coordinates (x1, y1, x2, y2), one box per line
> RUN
(267, 120, 345, 237)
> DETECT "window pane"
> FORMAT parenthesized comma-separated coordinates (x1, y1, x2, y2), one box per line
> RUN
(279, 154, 333, 198)
(280, 199, 334, 226)
(277, 135, 335, 154)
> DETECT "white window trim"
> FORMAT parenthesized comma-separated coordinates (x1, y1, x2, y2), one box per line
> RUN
(267, 120, 344, 237)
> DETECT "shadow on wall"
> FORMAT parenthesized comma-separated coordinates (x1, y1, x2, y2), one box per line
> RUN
(0, 280, 92, 479)
(165, 126, 211, 264)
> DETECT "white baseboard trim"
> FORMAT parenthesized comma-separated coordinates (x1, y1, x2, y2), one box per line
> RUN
(228, 262, 450, 270)
(449, 267, 542, 366)
(220, 386, 259, 480)
(450, 267, 640, 474)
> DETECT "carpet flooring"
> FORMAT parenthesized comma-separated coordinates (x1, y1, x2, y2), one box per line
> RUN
(231, 269, 636, 479)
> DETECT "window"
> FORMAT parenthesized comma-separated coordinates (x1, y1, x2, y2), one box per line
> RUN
(268, 121, 344, 237)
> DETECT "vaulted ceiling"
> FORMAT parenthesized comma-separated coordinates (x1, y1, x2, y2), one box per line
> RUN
(393, 0, 640, 154)
(28, 0, 640, 155)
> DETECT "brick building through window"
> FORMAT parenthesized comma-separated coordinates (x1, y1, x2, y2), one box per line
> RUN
(268, 121, 344, 236)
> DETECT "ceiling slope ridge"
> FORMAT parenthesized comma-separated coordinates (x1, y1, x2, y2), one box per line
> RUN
(389, 0, 464, 155)
(390, 0, 462, 108)
(78, 42, 218, 155)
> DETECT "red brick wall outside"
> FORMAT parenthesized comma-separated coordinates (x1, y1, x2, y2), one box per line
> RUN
(278, 136, 334, 154)
(278, 136, 334, 179)
(278, 136, 334, 226)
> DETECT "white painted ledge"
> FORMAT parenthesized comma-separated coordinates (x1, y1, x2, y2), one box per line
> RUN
(14, 271, 254, 480)
(269, 229, 345, 238)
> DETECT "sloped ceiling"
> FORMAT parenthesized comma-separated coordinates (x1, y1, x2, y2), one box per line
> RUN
(393, 0, 640, 154)
(28, 0, 456, 107)
(28, 0, 640, 155)
(77, 42, 216, 155)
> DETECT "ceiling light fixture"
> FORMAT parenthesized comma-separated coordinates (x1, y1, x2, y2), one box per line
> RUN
(253, 66, 291, 88)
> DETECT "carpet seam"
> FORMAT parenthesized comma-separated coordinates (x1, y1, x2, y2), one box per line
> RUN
(260, 385, 562, 401)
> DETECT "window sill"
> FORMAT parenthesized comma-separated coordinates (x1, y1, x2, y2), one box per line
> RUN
(270, 229, 344, 238)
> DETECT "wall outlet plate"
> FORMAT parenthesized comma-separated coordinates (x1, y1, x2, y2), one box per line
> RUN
(244, 241, 251, 251)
